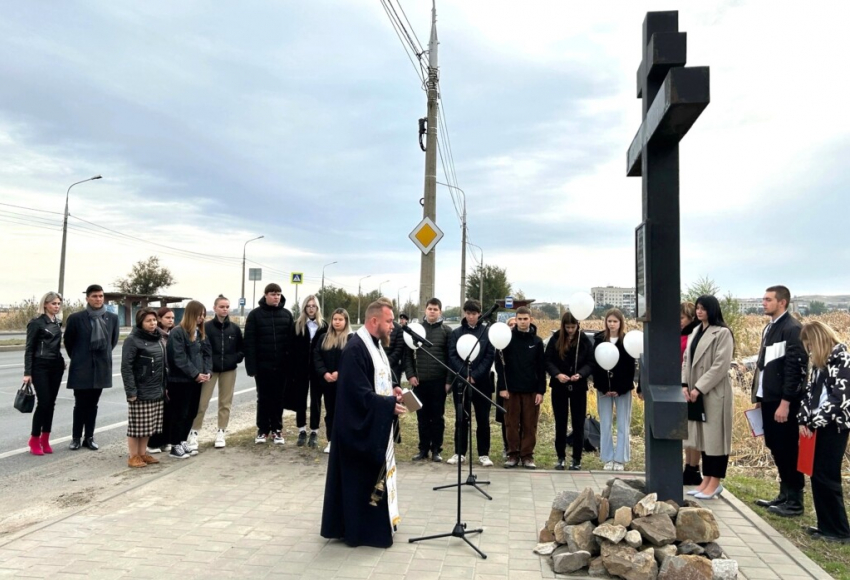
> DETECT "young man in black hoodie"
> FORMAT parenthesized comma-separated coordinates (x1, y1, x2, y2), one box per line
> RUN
(496, 307, 546, 469)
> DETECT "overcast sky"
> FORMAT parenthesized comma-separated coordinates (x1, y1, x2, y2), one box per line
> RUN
(1, 1, 848, 311)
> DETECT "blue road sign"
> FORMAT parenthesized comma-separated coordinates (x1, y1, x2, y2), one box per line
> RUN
(505, 296, 514, 309)
(238, 297, 246, 307)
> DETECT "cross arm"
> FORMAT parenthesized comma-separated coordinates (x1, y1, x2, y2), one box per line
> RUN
(637, 32, 687, 98)
(627, 66, 710, 177)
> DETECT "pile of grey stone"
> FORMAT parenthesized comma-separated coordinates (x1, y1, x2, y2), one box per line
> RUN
(534, 478, 739, 579)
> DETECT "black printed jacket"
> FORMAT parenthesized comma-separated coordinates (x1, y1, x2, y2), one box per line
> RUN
(797, 343, 850, 432)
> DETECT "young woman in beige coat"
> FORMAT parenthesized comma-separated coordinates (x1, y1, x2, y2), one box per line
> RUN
(682, 295, 734, 499)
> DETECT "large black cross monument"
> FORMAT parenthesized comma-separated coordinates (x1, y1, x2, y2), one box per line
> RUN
(627, 11, 710, 502)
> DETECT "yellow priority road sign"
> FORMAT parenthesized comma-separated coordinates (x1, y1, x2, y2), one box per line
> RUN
(291, 272, 303, 284)
(409, 217, 444, 255)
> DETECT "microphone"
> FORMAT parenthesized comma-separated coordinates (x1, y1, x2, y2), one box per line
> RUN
(402, 324, 433, 347)
(480, 302, 499, 320)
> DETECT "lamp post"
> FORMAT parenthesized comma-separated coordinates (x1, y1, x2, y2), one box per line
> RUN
(408, 289, 418, 319)
(397, 285, 407, 314)
(357, 274, 371, 325)
(58, 175, 102, 296)
(437, 181, 467, 307)
(240, 235, 264, 318)
(468, 242, 484, 306)
(378, 279, 390, 297)
(321, 261, 338, 311)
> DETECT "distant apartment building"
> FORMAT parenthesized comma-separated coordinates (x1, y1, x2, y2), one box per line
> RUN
(591, 286, 636, 314)
(737, 298, 764, 314)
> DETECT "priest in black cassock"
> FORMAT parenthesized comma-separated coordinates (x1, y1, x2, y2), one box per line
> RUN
(321, 300, 407, 548)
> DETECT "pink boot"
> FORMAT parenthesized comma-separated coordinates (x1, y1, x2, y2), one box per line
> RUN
(28, 436, 44, 456)
(39, 433, 53, 454)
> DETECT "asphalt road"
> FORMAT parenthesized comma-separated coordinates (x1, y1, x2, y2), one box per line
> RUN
(0, 348, 258, 472)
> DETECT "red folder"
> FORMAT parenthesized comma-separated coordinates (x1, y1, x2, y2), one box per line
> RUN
(797, 431, 817, 477)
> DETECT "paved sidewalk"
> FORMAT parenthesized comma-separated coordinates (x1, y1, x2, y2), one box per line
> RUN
(0, 449, 833, 579)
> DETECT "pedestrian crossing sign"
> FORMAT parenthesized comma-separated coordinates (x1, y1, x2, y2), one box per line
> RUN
(291, 272, 303, 285)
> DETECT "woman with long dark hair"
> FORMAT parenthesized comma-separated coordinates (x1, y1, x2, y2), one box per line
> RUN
(23, 292, 65, 455)
(165, 301, 211, 459)
(121, 308, 166, 468)
(680, 301, 703, 484)
(546, 311, 594, 470)
(147, 306, 176, 455)
(797, 321, 850, 543)
(313, 308, 352, 453)
(591, 308, 636, 471)
(289, 295, 327, 448)
(682, 295, 734, 499)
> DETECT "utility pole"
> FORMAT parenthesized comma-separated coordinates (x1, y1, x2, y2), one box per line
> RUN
(418, 0, 439, 315)
(240, 235, 264, 319)
(58, 175, 102, 297)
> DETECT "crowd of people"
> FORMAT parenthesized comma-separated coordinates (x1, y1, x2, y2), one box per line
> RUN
(22, 282, 850, 544)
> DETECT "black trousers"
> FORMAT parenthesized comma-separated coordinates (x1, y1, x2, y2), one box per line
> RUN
(31, 359, 64, 437)
(72, 389, 103, 440)
(166, 381, 194, 446)
(552, 385, 587, 463)
(812, 427, 850, 538)
(701, 452, 729, 479)
(256, 371, 286, 434)
(414, 379, 448, 454)
(761, 399, 805, 491)
(308, 380, 322, 431)
(184, 382, 201, 440)
(454, 384, 492, 458)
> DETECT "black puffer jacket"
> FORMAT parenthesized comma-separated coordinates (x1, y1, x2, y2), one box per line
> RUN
(205, 316, 244, 373)
(121, 327, 167, 400)
(166, 326, 212, 383)
(448, 319, 495, 392)
(24, 314, 64, 375)
(545, 329, 594, 392)
(243, 296, 294, 376)
(495, 324, 546, 395)
(403, 318, 452, 383)
(591, 332, 636, 395)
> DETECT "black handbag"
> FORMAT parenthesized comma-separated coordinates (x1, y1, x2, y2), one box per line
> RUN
(14, 382, 35, 413)
(687, 393, 706, 422)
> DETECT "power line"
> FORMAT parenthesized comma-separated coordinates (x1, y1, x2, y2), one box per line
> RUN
(0, 202, 64, 215)
(379, 0, 426, 84)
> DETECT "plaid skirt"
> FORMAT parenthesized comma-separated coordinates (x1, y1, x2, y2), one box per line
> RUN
(127, 398, 164, 437)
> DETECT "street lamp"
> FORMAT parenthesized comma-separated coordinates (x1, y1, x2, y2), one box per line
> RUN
(321, 261, 338, 311)
(240, 235, 264, 318)
(408, 289, 418, 319)
(467, 242, 484, 306)
(437, 181, 467, 307)
(397, 285, 407, 314)
(378, 279, 390, 296)
(58, 175, 102, 296)
(357, 275, 371, 325)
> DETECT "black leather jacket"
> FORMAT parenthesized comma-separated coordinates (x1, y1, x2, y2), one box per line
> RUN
(24, 315, 64, 375)
(121, 327, 167, 400)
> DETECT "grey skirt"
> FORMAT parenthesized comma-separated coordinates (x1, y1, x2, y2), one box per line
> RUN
(127, 398, 164, 438)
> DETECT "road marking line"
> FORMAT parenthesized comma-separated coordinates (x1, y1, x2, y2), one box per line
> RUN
(0, 387, 256, 460)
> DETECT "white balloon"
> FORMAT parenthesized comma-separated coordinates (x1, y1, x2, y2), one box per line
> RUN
(623, 330, 644, 359)
(488, 322, 512, 350)
(595, 342, 620, 371)
(456, 334, 481, 362)
(568, 292, 595, 321)
(403, 322, 427, 350)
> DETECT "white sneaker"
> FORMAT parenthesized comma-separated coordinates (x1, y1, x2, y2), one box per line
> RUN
(479, 456, 494, 467)
(146, 446, 161, 454)
(446, 454, 465, 465)
(255, 431, 267, 444)
(186, 430, 199, 452)
(603, 461, 614, 470)
(613, 462, 625, 471)
(323, 442, 331, 454)
(273, 431, 285, 445)
(214, 429, 226, 449)
(161, 444, 171, 453)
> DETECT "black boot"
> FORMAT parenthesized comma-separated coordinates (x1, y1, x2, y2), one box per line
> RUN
(755, 482, 787, 508)
(769, 489, 804, 517)
(683, 464, 702, 485)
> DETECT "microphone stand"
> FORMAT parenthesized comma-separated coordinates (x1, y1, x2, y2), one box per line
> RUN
(407, 324, 505, 559)
(434, 328, 496, 500)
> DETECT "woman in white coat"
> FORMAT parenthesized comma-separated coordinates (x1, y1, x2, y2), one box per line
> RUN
(682, 295, 734, 499)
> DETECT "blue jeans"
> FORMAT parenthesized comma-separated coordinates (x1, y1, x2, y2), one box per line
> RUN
(596, 391, 632, 464)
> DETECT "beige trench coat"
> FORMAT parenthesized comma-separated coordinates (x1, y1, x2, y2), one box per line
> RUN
(682, 325, 734, 456)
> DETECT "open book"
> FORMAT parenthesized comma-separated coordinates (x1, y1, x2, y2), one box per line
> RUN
(401, 388, 423, 412)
